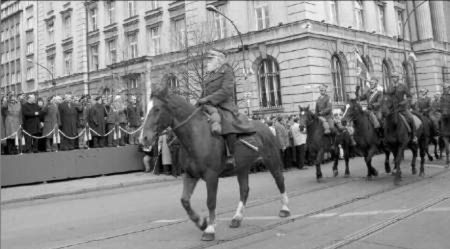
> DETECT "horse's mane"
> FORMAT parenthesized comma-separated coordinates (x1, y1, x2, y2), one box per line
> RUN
(154, 92, 197, 119)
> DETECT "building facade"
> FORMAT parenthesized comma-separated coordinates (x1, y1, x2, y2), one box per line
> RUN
(1, 1, 449, 115)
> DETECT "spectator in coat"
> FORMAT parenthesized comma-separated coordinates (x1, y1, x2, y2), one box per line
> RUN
(158, 130, 173, 175)
(127, 95, 143, 145)
(2, 94, 22, 154)
(104, 95, 118, 147)
(113, 95, 127, 146)
(274, 116, 290, 170)
(1, 95, 7, 154)
(22, 94, 42, 153)
(41, 96, 61, 152)
(290, 117, 307, 169)
(88, 96, 106, 148)
(76, 95, 90, 149)
(58, 93, 79, 150)
(168, 129, 182, 177)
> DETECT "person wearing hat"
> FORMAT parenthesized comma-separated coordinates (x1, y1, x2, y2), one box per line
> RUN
(359, 78, 383, 136)
(385, 72, 417, 143)
(315, 84, 333, 134)
(415, 88, 432, 116)
(197, 48, 255, 168)
(76, 94, 91, 149)
(58, 92, 79, 150)
(41, 95, 61, 152)
(440, 84, 450, 129)
(88, 95, 106, 148)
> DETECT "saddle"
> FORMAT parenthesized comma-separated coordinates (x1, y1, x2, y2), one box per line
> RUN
(399, 113, 422, 133)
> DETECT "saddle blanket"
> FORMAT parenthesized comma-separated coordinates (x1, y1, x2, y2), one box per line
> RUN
(399, 114, 422, 133)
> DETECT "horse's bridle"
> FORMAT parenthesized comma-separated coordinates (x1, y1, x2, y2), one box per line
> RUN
(171, 106, 202, 131)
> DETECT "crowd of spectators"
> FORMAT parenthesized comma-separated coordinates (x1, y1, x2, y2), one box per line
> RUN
(1, 91, 144, 155)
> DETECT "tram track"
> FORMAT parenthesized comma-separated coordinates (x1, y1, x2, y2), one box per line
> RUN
(50, 165, 449, 249)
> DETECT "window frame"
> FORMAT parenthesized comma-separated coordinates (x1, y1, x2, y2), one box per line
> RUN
(381, 61, 391, 90)
(64, 15, 72, 38)
(106, 1, 116, 25)
(107, 39, 117, 64)
(257, 57, 282, 108)
(354, 0, 365, 30)
(90, 45, 99, 70)
(127, 0, 136, 18)
(255, 3, 269, 31)
(329, 0, 339, 25)
(331, 55, 346, 103)
(89, 7, 98, 31)
(148, 26, 161, 55)
(377, 3, 386, 34)
(172, 18, 186, 50)
(64, 51, 72, 76)
(127, 33, 138, 59)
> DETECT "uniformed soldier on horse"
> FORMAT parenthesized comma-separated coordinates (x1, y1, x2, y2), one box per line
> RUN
(359, 78, 383, 137)
(415, 88, 438, 136)
(385, 72, 418, 143)
(197, 49, 255, 168)
(316, 84, 334, 134)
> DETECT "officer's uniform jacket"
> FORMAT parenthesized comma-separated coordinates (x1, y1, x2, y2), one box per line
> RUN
(415, 96, 432, 115)
(440, 93, 450, 116)
(360, 87, 382, 112)
(386, 83, 411, 111)
(315, 94, 332, 118)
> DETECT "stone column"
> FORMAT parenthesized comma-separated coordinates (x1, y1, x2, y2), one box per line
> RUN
(414, 0, 433, 40)
(429, 0, 448, 42)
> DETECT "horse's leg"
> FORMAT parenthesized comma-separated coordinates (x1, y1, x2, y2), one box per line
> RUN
(393, 147, 403, 185)
(419, 139, 426, 177)
(444, 137, 450, 168)
(332, 146, 339, 177)
(344, 144, 350, 177)
(315, 149, 323, 181)
(266, 154, 290, 217)
(384, 149, 391, 174)
(409, 143, 418, 175)
(367, 146, 378, 179)
(201, 173, 219, 241)
(180, 175, 206, 231)
(230, 172, 249, 228)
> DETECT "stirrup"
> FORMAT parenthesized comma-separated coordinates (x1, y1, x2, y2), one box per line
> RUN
(226, 156, 236, 168)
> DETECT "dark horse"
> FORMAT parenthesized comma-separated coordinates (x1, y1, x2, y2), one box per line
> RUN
(380, 95, 427, 185)
(140, 87, 290, 241)
(440, 114, 450, 167)
(298, 106, 351, 181)
(342, 99, 381, 179)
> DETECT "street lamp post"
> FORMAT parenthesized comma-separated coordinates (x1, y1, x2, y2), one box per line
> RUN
(397, 0, 427, 97)
(27, 59, 56, 94)
(206, 5, 248, 80)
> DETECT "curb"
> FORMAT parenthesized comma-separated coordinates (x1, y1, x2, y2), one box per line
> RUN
(1, 177, 180, 205)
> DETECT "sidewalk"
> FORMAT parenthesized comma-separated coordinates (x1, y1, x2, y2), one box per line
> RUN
(1, 172, 179, 205)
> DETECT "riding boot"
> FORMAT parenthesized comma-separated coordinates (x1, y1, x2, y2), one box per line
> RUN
(225, 134, 237, 168)
(409, 118, 418, 143)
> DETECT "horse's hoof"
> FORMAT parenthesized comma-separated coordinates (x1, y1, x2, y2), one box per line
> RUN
(229, 219, 242, 228)
(201, 232, 215, 241)
(333, 170, 338, 177)
(428, 156, 433, 161)
(385, 165, 391, 174)
(279, 209, 291, 218)
(197, 217, 208, 231)
(412, 168, 417, 175)
(371, 168, 378, 177)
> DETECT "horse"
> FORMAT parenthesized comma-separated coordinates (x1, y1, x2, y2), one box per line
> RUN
(139, 87, 290, 241)
(440, 114, 450, 167)
(298, 106, 351, 181)
(341, 99, 381, 179)
(380, 95, 426, 185)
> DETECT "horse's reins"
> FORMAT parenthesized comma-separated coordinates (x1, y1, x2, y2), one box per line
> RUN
(171, 107, 202, 131)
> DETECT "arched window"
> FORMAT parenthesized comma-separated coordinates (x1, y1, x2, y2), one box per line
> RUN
(331, 55, 346, 103)
(381, 60, 391, 90)
(166, 74, 179, 90)
(257, 57, 281, 107)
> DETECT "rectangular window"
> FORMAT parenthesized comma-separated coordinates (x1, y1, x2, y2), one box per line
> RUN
(16, 59, 21, 82)
(106, 1, 115, 25)
(255, 3, 269, 30)
(47, 22, 54, 44)
(127, 33, 138, 59)
(89, 8, 98, 31)
(128, 78, 138, 90)
(90, 45, 99, 70)
(210, 6, 227, 39)
(147, 1, 159, 10)
(377, 4, 386, 33)
(64, 15, 72, 38)
(64, 51, 72, 75)
(11, 62, 15, 83)
(397, 9, 404, 37)
(47, 56, 55, 80)
(172, 18, 186, 50)
(329, 0, 338, 24)
(26, 16, 33, 30)
(26, 62, 33, 80)
(107, 39, 117, 64)
(127, 1, 136, 18)
(26, 42, 33, 55)
(354, 0, 364, 30)
(147, 26, 160, 55)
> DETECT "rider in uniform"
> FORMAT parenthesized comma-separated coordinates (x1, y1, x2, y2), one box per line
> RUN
(198, 49, 255, 168)
(359, 78, 383, 136)
(316, 84, 333, 134)
(385, 72, 417, 143)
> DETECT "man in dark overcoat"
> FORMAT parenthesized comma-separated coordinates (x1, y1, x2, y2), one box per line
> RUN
(88, 96, 106, 148)
(127, 95, 143, 145)
(41, 96, 61, 152)
(58, 93, 79, 150)
(385, 72, 417, 143)
(359, 78, 383, 135)
(197, 49, 255, 167)
(22, 94, 42, 153)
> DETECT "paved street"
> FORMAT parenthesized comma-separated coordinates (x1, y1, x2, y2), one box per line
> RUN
(2, 152, 450, 249)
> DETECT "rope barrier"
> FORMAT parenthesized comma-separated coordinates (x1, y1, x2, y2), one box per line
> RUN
(58, 129, 86, 140)
(119, 125, 143, 135)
